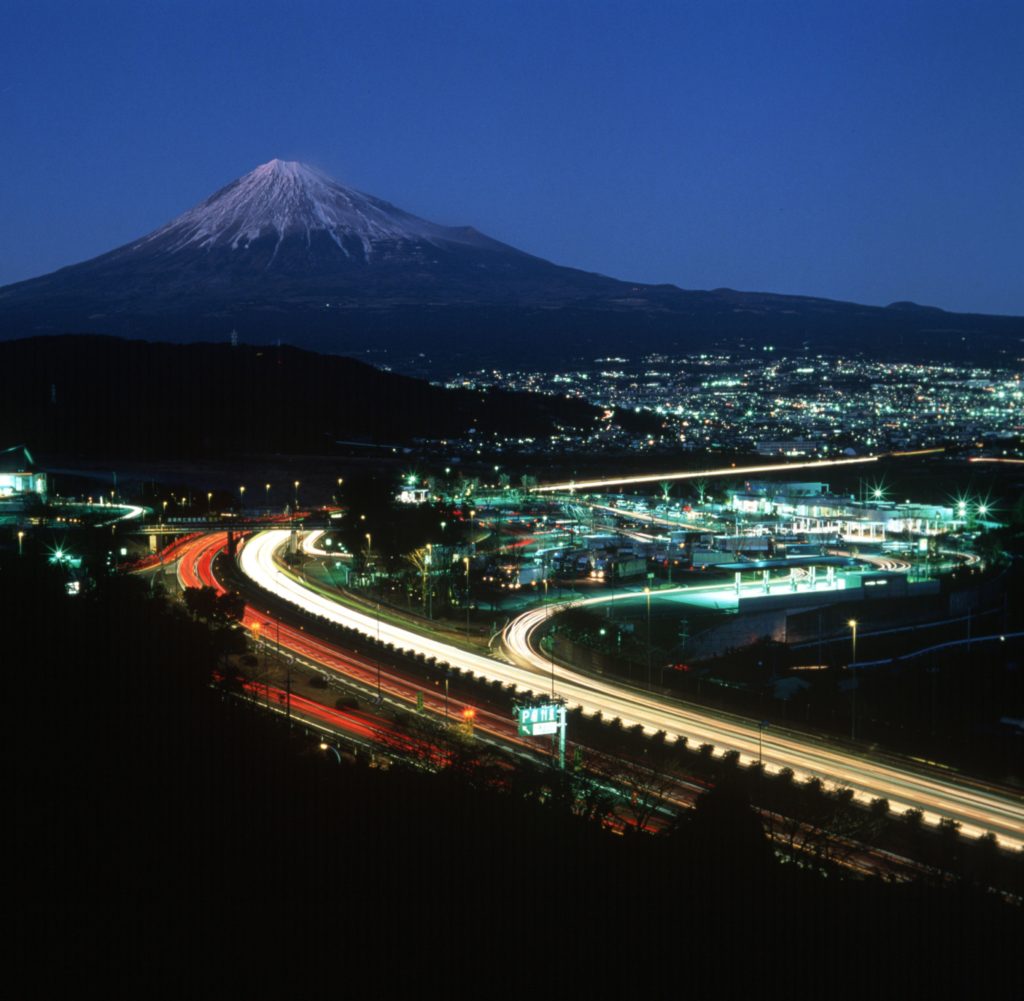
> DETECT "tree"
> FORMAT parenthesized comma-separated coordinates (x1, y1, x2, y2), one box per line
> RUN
(405, 547, 431, 615)
(869, 797, 890, 819)
(215, 590, 245, 623)
(903, 807, 924, 831)
(183, 585, 218, 620)
(612, 750, 683, 834)
(687, 775, 769, 875)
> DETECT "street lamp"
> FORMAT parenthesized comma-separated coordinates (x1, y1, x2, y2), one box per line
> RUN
(293, 480, 300, 509)
(848, 619, 858, 740)
(239, 484, 245, 510)
(17, 530, 25, 556)
(375, 602, 382, 703)
(426, 543, 433, 619)
(207, 491, 213, 516)
(265, 482, 271, 509)
(161, 500, 168, 522)
(549, 620, 556, 697)
(757, 719, 769, 766)
(463, 556, 471, 635)
(319, 741, 341, 764)
(645, 586, 652, 688)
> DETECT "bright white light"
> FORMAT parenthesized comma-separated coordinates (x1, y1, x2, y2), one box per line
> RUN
(532, 455, 880, 493)
(239, 530, 1023, 848)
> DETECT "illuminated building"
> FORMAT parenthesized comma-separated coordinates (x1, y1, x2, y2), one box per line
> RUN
(0, 445, 47, 501)
(0, 445, 47, 526)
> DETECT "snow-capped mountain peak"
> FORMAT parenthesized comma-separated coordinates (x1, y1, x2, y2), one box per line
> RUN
(131, 159, 482, 261)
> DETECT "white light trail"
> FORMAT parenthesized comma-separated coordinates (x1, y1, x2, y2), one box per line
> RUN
(240, 530, 1023, 847)
(302, 530, 329, 556)
(92, 502, 147, 526)
(532, 455, 880, 493)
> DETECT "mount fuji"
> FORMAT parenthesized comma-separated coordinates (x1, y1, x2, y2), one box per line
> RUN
(0, 159, 1020, 368)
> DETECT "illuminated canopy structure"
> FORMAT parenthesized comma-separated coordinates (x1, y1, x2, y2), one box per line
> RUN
(0, 445, 47, 501)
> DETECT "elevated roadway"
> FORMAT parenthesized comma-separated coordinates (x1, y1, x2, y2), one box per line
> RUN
(238, 529, 1024, 849)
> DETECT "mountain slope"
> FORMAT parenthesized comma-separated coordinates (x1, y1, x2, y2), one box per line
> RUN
(0, 335, 614, 458)
(1, 160, 1021, 368)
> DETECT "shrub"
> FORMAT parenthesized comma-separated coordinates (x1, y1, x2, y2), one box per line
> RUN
(903, 808, 924, 830)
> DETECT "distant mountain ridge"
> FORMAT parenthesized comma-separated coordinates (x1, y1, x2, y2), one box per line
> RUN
(0, 159, 1021, 369)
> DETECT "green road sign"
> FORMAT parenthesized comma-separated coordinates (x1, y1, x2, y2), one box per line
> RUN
(517, 702, 560, 736)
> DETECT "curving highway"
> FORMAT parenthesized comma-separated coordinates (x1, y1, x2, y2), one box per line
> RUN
(238, 529, 1024, 848)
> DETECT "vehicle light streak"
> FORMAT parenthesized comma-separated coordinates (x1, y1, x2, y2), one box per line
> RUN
(176, 533, 532, 750)
(532, 455, 881, 493)
(241, 530, 1024, 848)
(577, 500, 704, 531)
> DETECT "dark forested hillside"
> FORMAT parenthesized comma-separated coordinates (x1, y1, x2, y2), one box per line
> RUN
(0, 335, 610, 457)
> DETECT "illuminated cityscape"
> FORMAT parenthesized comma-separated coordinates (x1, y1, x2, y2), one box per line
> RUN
(445, 353, 1024, 456)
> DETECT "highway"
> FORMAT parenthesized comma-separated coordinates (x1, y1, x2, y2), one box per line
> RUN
(175, 532, 538, 754)
(238, 528, 1024, 848)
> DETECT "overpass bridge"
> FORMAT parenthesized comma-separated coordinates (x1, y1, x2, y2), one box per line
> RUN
(135, 515, 335, 535)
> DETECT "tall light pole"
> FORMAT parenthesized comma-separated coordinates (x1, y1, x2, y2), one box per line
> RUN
(265, 482, 271, 510)
(293, 480, 300, 510)
(251, 620, 262, 679)
(426, 543, 433, 619)
(17, 530, 24, 556)
(645, 586, 652, 689)
(239, 484, 245, 510)
(464, 556, 471, 635)
(848, 618, 858, 740)
(375, 602, 382, 703)
(757, 720, 767, 765)
(550, 619, 556, 697)
(207, 491, 213, 517)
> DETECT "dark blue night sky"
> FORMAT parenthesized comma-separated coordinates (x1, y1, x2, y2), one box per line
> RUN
(2, 0, 1021, 314)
